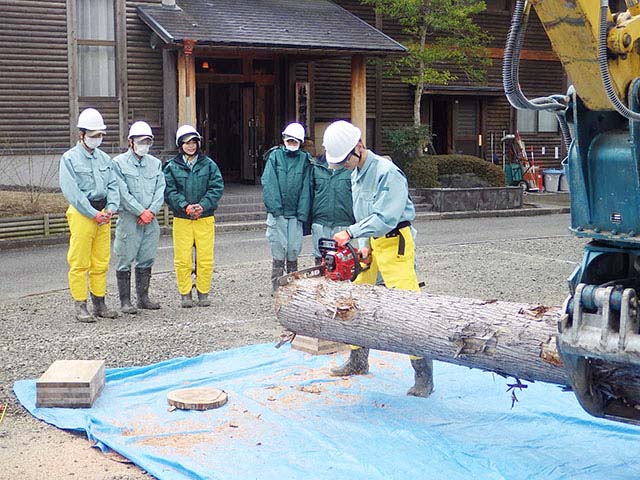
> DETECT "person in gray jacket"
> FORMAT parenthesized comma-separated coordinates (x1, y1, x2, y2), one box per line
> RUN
(112, 121, 166, 314)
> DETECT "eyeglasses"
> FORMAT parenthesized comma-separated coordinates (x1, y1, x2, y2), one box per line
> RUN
(284, 137, 300, 144)
(133, 138, 153, 146)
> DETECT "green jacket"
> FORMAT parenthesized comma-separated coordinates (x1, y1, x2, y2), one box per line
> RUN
(310, 155, 355, 228)
(261, 146, 312, 222)
(163, 153, 224, 219)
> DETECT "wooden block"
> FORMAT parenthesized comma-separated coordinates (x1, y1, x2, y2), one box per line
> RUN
(167, 387, 228, 410)
(36, 360, 105, 408)
(291, 335, 349, 355)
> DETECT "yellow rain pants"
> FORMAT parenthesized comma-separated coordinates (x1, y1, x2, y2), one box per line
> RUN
(172, 216, 215, 295)
(66, 205, 111, 301)
(352, 226, 422, 359)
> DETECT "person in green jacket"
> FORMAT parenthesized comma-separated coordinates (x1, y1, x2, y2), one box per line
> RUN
(261, 122, 312, 289)
(310, 152, 356, 265)
(163, 125, 224, 308)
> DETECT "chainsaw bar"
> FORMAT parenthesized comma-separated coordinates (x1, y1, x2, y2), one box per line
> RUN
(276, 265, 325, 287)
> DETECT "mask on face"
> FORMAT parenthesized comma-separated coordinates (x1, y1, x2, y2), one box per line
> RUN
(285, 143, 300, 152)
(134, 144, 150, 156)
(84, 136, 102, 150)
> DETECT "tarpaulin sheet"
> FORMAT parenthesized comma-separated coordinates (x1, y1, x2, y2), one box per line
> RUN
(14, 344, 640, 480)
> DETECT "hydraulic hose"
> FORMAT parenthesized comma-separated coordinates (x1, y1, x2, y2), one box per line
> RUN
(598, 0, 640, 120)
(503, 0, 572, 149)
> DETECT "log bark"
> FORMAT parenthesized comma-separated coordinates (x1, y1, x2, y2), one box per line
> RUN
(275, 278, 640, 418)
(275, 277, 567, 385)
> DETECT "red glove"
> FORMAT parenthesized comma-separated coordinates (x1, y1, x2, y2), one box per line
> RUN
(333, 230, 351, 247)
(137, 209, 154, 225)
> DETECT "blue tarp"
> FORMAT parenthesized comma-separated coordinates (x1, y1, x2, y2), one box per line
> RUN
(14, 344, 640, 480)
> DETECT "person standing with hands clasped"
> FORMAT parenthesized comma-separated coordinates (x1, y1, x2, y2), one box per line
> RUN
(261, 122, 312, 289)
(112, 121, 166, 314)
(322, 120, 433, 398)
(59, 108, 120, 322)
(164, 125, 224, 308)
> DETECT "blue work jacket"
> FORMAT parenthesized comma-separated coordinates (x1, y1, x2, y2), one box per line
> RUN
(346, 150, 416, 241)
(58, 142, 119, 218)
(112, 149, 165, 216)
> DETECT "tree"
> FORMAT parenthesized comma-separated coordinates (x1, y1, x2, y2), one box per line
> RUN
(362, 0, 491, 128)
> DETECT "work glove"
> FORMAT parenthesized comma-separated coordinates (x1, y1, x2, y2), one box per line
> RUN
(137, 209, 154, 225)
(333, 230, 351, 247)
(359, 247, 370, 259)
(185, 204, 203, 219)
(94, 210, 111, 226)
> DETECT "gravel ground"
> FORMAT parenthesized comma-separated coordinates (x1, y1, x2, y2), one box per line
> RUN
(0, 234, 587, 479)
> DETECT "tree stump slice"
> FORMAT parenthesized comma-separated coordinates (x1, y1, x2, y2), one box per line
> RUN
(167, 387, 228, 410)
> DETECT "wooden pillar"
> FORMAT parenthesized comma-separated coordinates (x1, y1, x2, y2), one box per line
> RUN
(163, 49, 178, 149)
(351, 55, 366, 143)
(115, 0, 128, 148)
(178, 40, 197, 127)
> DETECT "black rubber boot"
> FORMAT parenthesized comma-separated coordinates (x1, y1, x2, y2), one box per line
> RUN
(74, 301, 94, 323)
(90, 294, 119, 318)
(135, 267, 160, 310)
(286, 260, 298, 273)
(197, 291, 211, 307)
(330, 348, 370, 376)
(181, 293, 194, 308)
(407, 357, 434, 398)
(271, 259, 285, 291)
(116, 270, 137, 315)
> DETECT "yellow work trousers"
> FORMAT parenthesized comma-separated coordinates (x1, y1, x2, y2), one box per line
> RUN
(353, 226, 422, 359)
(172, 216, 215, 295)
(66, 205, 111, 301)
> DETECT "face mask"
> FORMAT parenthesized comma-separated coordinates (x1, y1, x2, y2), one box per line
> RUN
(134, 144, 150, 156)
(285, 143, 300, 152)
(84, 136, 102, 150)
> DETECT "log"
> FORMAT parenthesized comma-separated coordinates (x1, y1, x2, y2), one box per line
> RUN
(274, 278, 640, 409)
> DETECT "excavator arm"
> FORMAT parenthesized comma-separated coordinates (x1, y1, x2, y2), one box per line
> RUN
(504, 0, 640, 424)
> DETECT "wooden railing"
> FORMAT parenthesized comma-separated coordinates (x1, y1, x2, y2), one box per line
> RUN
(0, 205, 173, 240)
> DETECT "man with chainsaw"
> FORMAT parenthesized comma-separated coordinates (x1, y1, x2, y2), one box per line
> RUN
(309, 152, 356, 266)
(164, 125, 224, 308)
(59, 108, 120, 322)
(112, 121, 165, 315)
(261, 122, 313, 289)
(322, 120, 433, 398)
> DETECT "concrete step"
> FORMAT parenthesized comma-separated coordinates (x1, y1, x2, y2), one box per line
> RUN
(216, 202, 266, 214)
(218, 194, 263, 206)
(216, 211, 266, 223)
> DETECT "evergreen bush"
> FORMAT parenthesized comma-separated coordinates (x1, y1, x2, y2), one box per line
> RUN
(404, 154, 505, 188)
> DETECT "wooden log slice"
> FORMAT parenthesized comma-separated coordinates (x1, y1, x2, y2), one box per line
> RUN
(167, 387, 228, 410)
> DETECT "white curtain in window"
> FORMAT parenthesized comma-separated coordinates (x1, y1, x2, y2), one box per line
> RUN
(77, 0, 115, 40)
(516, 109, 536, 133)
(78, 45, 116, 96)
(77, 0, 116, 97)
(538, 110, 559, 132)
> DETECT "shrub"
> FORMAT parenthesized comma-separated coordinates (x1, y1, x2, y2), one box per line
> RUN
(404, 157, 439, 188)
(384, 124, 432, 169)
(404, 154, 505, 188)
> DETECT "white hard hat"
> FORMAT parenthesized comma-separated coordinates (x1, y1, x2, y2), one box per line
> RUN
(77, 108, 106, 132)
(128, 121, 154, 139)
(323, 120, 361, 164)
(282, 123, 305, 142)
(175, 124, 201, 147)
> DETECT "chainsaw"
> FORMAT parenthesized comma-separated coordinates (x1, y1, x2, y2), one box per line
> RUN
(276, 238, 371, 288)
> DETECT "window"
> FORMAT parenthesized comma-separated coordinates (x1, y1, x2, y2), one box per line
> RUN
(77, 0, 116, 97)
(517, 109, 558, 133)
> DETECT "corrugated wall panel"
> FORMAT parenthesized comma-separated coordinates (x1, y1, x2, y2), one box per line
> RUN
(0, 0, 70, 152)
(126, 1, 165, 151)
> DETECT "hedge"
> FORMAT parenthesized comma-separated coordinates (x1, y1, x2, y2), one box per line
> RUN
(404, 155, 505, 188)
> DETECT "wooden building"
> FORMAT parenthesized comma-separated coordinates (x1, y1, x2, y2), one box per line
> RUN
(0, 0, 565, 187)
